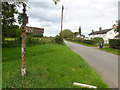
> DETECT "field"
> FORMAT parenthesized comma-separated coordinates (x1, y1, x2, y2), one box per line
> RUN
(2, 44, 108, 88)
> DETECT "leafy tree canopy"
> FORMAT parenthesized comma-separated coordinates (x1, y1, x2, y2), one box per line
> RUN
(78, 26, 81, 35)
(115, 20, 120, 34)
(2, 2, 27, 39)
(61, 29, 74, 38)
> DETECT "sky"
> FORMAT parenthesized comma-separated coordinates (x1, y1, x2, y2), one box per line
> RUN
(25, 0, 119, 37)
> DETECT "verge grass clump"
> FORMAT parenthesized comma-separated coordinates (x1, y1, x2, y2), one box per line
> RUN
(2, 44, 108, 88)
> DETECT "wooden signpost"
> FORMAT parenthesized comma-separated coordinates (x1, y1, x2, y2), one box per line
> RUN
(21, 3, 28, 76)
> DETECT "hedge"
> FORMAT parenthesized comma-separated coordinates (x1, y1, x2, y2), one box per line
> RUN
(109, 39, 120, 49)
(82, 40, 96, 45)
(92, 37, 104, 43)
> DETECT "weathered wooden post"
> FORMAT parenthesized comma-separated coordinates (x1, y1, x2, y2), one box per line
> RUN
(21, 3, 28, 76)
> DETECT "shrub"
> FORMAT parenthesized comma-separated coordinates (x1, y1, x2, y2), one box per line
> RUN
(92, 37, 104, 43)
(54, 35, 64, 44)
(109, 39, 120, 49)
(33, 33, 43, 38)
(82, 40, 96, 45)
(74, 37, 83, 42)
(2, 40, 21, 48)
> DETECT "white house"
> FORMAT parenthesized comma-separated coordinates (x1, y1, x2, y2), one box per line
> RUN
(76, 34, 85, 38)
(89, 24, 118, 43)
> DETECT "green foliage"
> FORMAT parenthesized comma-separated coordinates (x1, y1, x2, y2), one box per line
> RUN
(2, 2, 18, 26)
(2, 25, 21, 37)
(74, 37, 83, 42)
(2, 44, 108, 88)
(67, 37, 96, 45)
(2, 2, 28, 44)
(115, 20, 120, 34)
(33, 33, 43, 38)
(2, 40, 21, 48)
(54, 35, 64, 44)
(73, 32, 79, 37)
(2, 37, 55, 48)
(82, 40, 96, 45)
(92, 37, 104, 43)
(53, 0, 60, 5)
(109, 39, 120, 49)
(61, 29, 74, 39)
(78, 26, 81, 35)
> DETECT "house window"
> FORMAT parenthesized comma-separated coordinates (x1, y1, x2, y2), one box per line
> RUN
(110, 32, 112, 34)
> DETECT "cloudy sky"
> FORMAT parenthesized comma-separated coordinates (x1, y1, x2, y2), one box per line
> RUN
(26, 0, 119, 37)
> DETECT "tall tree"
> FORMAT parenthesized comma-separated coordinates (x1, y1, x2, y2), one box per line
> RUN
(78, 26, 81, 36)
(115, 20, 120, 34)
(2, 2, 27, 42)
(53, 0, 60, 5)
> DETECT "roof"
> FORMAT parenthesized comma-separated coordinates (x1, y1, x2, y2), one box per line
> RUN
(89, 28, 113, 35)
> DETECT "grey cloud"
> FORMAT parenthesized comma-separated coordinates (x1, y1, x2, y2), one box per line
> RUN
(29, 2, 60, 10)
(27, 0, 118, 36)
(28, 3, 61, 23)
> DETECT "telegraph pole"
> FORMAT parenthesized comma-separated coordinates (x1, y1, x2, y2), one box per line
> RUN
(21, 3, 28, 76)
(60, 5, 64, 36)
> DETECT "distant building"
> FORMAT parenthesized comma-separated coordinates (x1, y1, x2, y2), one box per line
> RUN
(88, 24, 118, 43)
(26, 26, 44, 34)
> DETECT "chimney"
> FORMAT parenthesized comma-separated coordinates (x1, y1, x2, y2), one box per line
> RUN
(112, 24, 117, 29)
(99, 27, 102, 31)
(92, 30, 94, 32)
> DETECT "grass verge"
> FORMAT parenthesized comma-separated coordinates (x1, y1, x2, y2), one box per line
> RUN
(2, 44, 108, 88)
(100, 47, 120, 55)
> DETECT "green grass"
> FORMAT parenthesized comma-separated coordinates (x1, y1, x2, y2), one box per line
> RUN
(66, 40, 96, 47)
(5, 38, 16, 41)
(2, 44, 108, 88)
(100, 47, 120, 55)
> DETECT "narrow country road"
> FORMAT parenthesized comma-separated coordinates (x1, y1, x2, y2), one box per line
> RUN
(65, 41, 118, 88)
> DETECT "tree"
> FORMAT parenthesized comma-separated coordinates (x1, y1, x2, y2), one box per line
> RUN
(73, 32, 79, 37)
(53, 0, 60, 5)
(115, 20, 120, 34)
(61, 29, 74, 38)
(2, 2, 27, 43)
(78, 26, 81, 36)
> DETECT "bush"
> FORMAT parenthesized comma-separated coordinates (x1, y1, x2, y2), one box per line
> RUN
(109, 39, 120, 49)
(2, 40, 21, 48)
(3, 36, 55, 48)
(82, 40, 96, 45)
(74, 37, 83, 42)
(33, 33, 43, 38)
(54, 35, 64, 44)
(92, 37, 104, 43)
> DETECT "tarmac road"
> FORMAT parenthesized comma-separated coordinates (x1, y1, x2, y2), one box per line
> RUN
(65, 41, 118, 88)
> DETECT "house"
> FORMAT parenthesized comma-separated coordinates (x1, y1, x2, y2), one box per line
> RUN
(89, 24, 118, 43)
(76, 34, 85, 38)
(26, 26, 44, 34)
